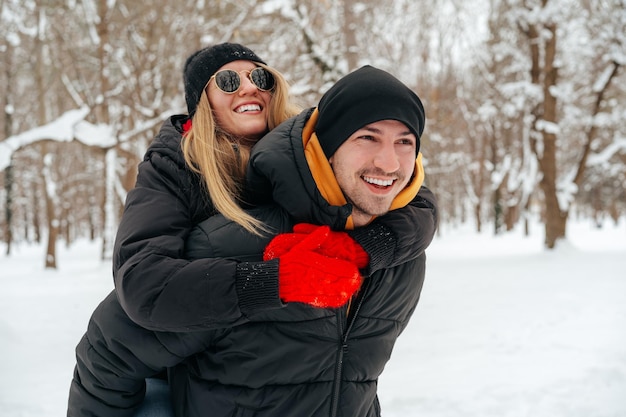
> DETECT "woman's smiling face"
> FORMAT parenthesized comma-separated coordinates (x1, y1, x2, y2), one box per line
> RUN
(206, 60, 273, 145)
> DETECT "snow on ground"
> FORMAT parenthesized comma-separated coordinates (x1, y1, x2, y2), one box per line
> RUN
(1, 219, 625, 417)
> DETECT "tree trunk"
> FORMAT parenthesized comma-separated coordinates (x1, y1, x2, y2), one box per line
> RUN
(474, 202, 482, 233)
(41, 142, 58, 269)
(3, 43, 14, 254)
(505, 202, 518, 232)
(102, 148, 118, 260)
(342, 0, 359, 71)
(525, 3, 565, 249)
(539, 21, 564, 248)
(493, 185, 503, 235)
(476, 129, 491, 233)
(35, 1, 59, 267)
(97, 0, 116, 260)
(4, 164, 13, 255)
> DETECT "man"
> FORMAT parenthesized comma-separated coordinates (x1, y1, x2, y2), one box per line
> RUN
(69, 64, 437, 417)
(167, 65, 438, 417)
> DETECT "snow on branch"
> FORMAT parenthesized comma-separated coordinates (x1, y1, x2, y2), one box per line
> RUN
(1, 107, 86, 170)
(587, 137, 626, 166)
(593, 63, 618, 93)
(0, 106, 117, 171)
(535, 119, 560, 135)
(74, 120, 117, 148)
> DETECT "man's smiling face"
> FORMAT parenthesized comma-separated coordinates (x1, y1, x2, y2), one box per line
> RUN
(329, 119, 417, 227)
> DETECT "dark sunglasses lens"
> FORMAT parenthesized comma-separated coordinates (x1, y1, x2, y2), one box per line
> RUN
(215, 70, 240, 93)
(251, 68, 275, 91)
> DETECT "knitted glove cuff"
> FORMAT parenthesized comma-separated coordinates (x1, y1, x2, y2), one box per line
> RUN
(347, 223, 397, 275)
(235, 259, 283, 316)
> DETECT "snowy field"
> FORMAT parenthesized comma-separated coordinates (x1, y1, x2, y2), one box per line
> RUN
(1, 219, 625, 417)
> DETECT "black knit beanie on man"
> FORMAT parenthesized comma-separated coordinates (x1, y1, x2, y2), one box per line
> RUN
(315, 65, 425, 158)
(183, 43, 266, 118)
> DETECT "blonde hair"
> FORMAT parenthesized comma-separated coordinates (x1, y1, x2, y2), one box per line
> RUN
(182, 64, 300, 235)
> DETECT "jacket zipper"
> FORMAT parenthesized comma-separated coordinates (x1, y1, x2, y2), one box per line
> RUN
(329, 278, 371, 417)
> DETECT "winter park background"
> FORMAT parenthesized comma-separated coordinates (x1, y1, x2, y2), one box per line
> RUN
(1, 218, 625, 417)
(1, 1, 626, 416)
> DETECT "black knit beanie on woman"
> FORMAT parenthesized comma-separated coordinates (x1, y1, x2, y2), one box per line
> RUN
(315, 65, 425, 158)
(183, 43, 266, 118)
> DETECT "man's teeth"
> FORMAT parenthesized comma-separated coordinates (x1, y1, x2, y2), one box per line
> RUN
(363, 176, 394, 186)
(236, 104, 261, 113)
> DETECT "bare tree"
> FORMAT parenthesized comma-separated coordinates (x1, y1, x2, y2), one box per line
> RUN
(2, 44, 15, 255)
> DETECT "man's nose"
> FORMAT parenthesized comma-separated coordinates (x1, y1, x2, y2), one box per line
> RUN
(373, 142, 400, 173)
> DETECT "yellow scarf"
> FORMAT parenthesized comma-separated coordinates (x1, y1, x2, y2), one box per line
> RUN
(302, 108, 425, 230)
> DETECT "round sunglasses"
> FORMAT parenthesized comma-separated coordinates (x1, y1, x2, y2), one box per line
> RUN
(209, 67, 275, 94)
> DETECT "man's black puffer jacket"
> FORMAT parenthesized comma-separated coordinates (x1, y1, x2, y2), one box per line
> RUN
(246, 108, 438, 275)
(68, 111, 437, 417)
(168, 109, 437, 417)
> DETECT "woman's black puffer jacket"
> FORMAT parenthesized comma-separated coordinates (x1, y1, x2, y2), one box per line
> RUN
(168, 109, 438, 417)
(112, 115, 288, 332)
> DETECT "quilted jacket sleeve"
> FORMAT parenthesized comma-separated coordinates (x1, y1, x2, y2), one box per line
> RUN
(113, 121, 283, 332)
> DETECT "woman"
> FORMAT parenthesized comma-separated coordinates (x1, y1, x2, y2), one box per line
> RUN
(68, 42, 305, 417)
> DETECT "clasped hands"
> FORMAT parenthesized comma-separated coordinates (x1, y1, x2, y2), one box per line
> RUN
(263, 223, 369, 308)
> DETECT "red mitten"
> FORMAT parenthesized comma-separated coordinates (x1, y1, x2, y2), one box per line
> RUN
(264, 223, 369, 270)
(263, 233, 308, 261)
(275, 226, 363, 308)
(291, 223, 321, 234)
(293, 224, 369, 269)
(263, 223, 328, 260)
